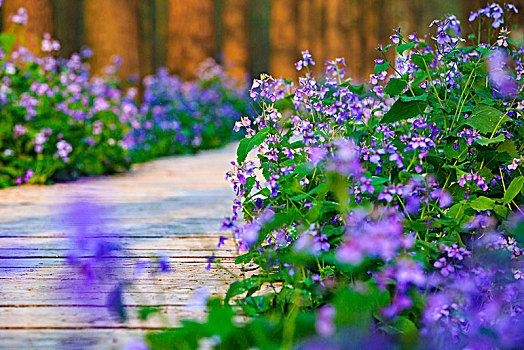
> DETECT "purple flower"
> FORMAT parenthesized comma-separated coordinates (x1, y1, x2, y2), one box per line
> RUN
(377, 188, 394, 203)
(316, 305, 336, 337)
(205, 255, 215, 271)
(296, 50, 315, 71)
(294, 224, 330, 256)
(107, 283, 126, 321)
(430, 188, 452, 208)
(487, 49, 518, 98)
(10, 7, 28, 25)
(185, 288, 209, 313)
(13, 124, 27, 138)
(308, 146, 327, 166)
(443, 243, 471, 261)
(158, 255, 170, 273)
(465, 214, 496, 230)
(125, 340, 150, 350)
(217, 236, 228, 248)
(360, 177, 375, 194)
(433, 257, 455, 276)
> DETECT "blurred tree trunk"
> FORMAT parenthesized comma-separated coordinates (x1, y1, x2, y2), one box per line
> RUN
(153, 0, 169, 70)
(339, 0, 363, 80)
(361, 0, 379, 77)
(270, 0, 297, 78)
(222, 0, 249, 79)
(85, 0, 141, 78)
(2, 0, 54, 53)
(248, 0, 270, 77)
(53, 0, 84, 58)
(310, 0, 324, 69)
(166, 0, 215, 79)
(324, 0, 345, 64)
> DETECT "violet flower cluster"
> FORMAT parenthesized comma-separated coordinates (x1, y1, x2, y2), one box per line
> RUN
(215, 3, 524, 348)
(0, 11, 251, 188)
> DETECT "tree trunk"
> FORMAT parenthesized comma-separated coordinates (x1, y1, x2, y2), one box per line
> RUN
(269, 0, 297, 79)
(222, 0, 249, 80)
(84, 0, 141, 78)
(324, 0, 345, 63)
(53, 0, 84, 58)
(2, 0, 53, 53)
(166, 0, 215, 79)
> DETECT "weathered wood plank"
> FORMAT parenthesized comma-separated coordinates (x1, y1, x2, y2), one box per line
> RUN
(0, 305, 202, 328)
(0, 144, 241, 347)
(1, 329, 146, 349)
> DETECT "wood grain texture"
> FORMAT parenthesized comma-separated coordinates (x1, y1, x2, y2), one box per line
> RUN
(0, 144, 242, 348)
(166, 0, 216, 79)
(84, 0, 141, 77)
(222, 0, 249, 79)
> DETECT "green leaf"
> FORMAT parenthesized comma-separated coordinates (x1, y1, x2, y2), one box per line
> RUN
(235, 252, 253, 264)
(503, 176, 524, 205)
(138, 307, 160, 321)
(464, 105, 511, 134)
(474, 134, 505, 145)
(371, 176, 388, 185)
(444, 139, 467, 161)
(0, 33, 16, 55)
(384, 78, 408, 97)
(470, 196, 495, 210)
(447, 203, 464, 219)
(338, 81, 367, 95)
(290, 183, 327, 201)
(225, 281, 248, 301)
(496, 140, 518, 158)
(347, 83, 366, 95)
(207, 299, 235, 336)
(396, 42, 415, 56)
(494, 205, 508, 217)
(374, 61, 390, 75)
(237, 127, 269, 163)
(400, 93, 428, 102)
(274, 97, 294, 111)
(411, 53, 436, 69)
(259, 211, 299, 237)
(382, 99, 424, 124)
(392, 316, 418, 335)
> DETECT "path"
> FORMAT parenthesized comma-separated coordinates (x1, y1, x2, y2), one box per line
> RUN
(0, 144, 239, 349)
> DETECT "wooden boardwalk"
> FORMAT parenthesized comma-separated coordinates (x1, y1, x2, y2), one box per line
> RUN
(0, 144, 238, 349)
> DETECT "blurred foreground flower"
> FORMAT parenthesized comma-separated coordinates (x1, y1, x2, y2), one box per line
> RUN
(487, 49, 519, 98)
(61, 197, 130, 321)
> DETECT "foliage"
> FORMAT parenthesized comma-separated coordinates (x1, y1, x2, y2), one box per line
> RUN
(131, 59, 252, 160)
(148, 3, 524, 349)
(0, 18, 250, 187)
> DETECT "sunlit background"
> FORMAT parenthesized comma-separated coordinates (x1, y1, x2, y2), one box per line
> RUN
(2, 0, 523, 83)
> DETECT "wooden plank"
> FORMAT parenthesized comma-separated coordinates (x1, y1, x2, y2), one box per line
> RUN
(1, 329, 146, 349)
(0, 305, 203, 328)
(0, 144, 242, 346)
